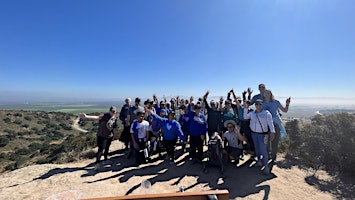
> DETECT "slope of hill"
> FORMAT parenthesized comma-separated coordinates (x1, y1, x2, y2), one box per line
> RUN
(0, 110, 99, 173)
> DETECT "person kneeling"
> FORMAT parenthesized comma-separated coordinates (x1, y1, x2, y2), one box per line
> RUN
(222, 120, 246, 166)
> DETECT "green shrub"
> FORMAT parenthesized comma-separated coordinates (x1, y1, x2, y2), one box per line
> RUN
(0, 136, 10, 147)
(3, 117, 11, 123)
(15, 148, 31, 155)
(5, 163, 16, 171)
(24, 116, 32, 121)
(285, 113, 355, 177)
(13, 119, 22, 125)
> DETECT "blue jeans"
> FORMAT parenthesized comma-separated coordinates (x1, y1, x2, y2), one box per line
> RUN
(273, 116, 287, 139)
(251, 132, 268, 166)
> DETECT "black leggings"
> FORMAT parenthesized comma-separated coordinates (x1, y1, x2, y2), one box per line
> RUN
(164, 138, 177, 161)
(96, 136, 113, 163)
(190, 135, 203, 161)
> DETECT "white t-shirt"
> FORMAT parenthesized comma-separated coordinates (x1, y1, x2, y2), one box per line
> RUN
(130, 120, 151, 139)
(223, 131, 243, 149)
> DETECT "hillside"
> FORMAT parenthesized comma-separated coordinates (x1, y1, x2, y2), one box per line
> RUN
(0, 110, 99, 173)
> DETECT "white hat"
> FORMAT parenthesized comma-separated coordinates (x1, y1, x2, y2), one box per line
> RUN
(224, 120, 236, 128)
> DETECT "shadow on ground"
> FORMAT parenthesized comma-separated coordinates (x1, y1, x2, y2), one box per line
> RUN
(18, 146, 354, 200)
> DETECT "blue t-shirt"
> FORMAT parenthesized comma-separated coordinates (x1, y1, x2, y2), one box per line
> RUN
(263, 100, 282, 117)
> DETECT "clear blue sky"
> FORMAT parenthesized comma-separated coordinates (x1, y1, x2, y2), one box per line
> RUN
(1, 0, 354, 102)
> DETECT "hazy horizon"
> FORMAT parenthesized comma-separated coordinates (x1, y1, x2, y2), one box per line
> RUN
(0, 93, 354, 107)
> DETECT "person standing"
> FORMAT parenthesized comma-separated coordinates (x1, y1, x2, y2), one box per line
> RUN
(262, 89, 291, 162)
(130, 107, 151, 165)
(188, 103, 208, 164)
(119, 98, 132, 150)
(126, 97, 143, 158)
(146, 107, 186, 164)
(203, 90, 222, 139)
(80, 106, 118, 171)
(250, 83, 266, 105)
(178, 104, 190, 152)
(230, 89, 255, 156)
(221, 98, 237, 133)
(243, 99, 275, 175)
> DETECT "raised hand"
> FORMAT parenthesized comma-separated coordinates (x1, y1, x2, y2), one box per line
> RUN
(204, 90, 209, 99)
(219, 96, 224, 102)
(286, 97, 291, 105)
(190, 96, 194, 103)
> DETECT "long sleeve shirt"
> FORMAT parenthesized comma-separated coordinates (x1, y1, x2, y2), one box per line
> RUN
(150, 113, 186, 141)
(243, 109, 275, 134)
(188, 110, 207, 137)
(203, 98, 222, 132)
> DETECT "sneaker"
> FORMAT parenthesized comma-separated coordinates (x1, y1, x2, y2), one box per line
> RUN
(262, 166, 270, 175)
(102, 160, 112, 165)
(255, 161, 262, 167)
(94, 163, 102, 171)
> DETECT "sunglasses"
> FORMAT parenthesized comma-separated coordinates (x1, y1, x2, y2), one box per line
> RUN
(227, 126, 234, 129)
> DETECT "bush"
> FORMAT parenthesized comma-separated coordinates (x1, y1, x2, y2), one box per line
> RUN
(13, 119, 22, 125)
(15, 148, 31, 155)
(28, 143, 42, 151)
(14, 113, 23, 117)
(285, 113, 355, 177)
(5, 163, 16, 171)
(24, 116, 32, 121)
(0, 136, 10, 147)
(3, 117, 11, 123)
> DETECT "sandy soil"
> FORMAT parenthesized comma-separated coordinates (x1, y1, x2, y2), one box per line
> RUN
(0, 141, 351, 200)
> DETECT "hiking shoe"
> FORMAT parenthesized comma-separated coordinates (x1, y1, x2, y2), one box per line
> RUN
(262, 166, 270, 175)
(102, 160, 112, 165)
(255, 161, 262, 167)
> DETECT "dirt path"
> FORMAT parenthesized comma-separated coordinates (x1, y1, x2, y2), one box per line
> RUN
(0, 141, 349, 200)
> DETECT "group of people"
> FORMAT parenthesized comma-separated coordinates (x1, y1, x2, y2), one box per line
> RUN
(79, 83, 291, 175)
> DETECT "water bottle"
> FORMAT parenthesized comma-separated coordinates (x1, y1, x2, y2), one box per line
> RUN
(144, 148, 149, 158)
(138, 180, 152, 194)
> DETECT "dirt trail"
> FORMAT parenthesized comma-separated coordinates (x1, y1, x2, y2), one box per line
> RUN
(0, 141, 349, 200)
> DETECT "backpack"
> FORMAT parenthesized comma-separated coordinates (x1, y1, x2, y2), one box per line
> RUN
(208, 139, 223, 164)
